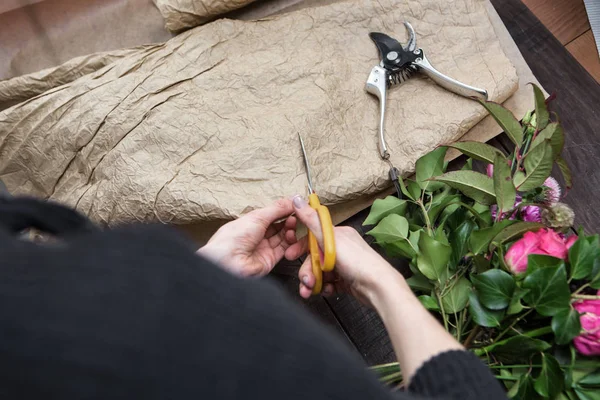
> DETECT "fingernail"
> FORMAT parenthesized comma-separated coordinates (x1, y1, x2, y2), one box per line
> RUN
(302, 275, 310, 285)
(293, 195, 307, 209)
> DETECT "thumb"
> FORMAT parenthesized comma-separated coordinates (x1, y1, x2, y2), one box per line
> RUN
(292, 195, 324, 246)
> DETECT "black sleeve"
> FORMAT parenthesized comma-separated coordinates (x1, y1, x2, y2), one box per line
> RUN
(409, 350, 507, 400)
(0, 223, 402, 400)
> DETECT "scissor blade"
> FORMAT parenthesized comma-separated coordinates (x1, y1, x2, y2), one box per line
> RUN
(297, 133, 314, 194)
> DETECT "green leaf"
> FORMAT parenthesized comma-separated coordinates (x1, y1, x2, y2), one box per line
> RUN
(493, 153, 517, 215)
(517, 140, 553, 192)
(532, 83, 550, 130)
(557, 155, 573, 190)
(471, 269, 516, 310)
(363, 196, 408, 226)
(469, 219, 515, 255)
(479, 100, 524, 147)
(432, 171, 496, 205)
(398, 176, 415, 200)
(490, 222, 546, 251)
(407, 180, 422, 201)
(447, 141, 505, 164)
(527, 254, 565, 271)
(507, 375, 520, 398)
(579, 371, 600, 387)
(534, 353, 564, 399)
(574, 387, 600, 400)
(552, 308, 582, 345)
(507, 290, 525, 315)
(530, 122, 564, 160)
(427, 194, 460, 224)
(468, 291, 504, 327)
(385, 240, 417, 259)
(518, 375, 538, 399)
(569, 235, 600, 280)
(449, 220, 476, 268)
(406, 272, 434, 292)
(492, 336, 551, 363)
(462, 158, 473, 171)
(523, 264, 570, 316)
(367, 214, 409, 243)
(591, 258, 600, 289)
(441, 277, 472, 313)
(418, 295, 440, 311)
(417, 233, 452, 283)
(416, 147, 447, 191)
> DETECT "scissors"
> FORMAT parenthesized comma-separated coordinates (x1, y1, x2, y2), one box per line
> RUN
(298, 133, 336, 294)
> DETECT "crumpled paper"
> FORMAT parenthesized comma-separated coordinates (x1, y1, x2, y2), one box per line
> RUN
(0, 46, 153, 111)
(153, 0, 258, 32)
(0, 0, 518, 225)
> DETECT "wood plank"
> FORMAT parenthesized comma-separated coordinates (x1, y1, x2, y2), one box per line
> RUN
(567, 30, 600, 83)
(491, 0, 600, 234)
(521, 0, 590, 45)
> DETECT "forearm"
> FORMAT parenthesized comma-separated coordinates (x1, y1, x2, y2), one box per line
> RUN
(365, 270, 463, 383)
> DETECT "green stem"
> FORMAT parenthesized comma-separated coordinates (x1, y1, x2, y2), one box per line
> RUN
(495, 376, 519, 381)
(494, 309, 534, 343)
(380, 371, 403, 383)
(473, 326, 552, 356)
(436, 290, 449, 332)
(463, 326, 480, 348)
(572, 294, 600, 300)
(573, 283, 591, 296)
(417, 200, 433, 235)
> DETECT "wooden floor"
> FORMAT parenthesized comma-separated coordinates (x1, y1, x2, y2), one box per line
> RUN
(523, 0, 600, 82)
(274, 0, 600, 367)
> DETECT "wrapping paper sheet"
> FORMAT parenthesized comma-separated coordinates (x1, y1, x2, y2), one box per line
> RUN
(153, 0, 258, 32)
(0, 0, 518, 226)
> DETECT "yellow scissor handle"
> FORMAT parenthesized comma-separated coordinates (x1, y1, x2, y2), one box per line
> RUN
(308, 193, 336, 294)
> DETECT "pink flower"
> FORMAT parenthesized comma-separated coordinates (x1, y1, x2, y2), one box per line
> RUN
(522, 205, 541, 222)
(573, 292, 600, 356)
(543, 177, 561, 204)
(486, 164, 494, 178)
(565, 235, 578, 250)
(504, 229, 570, 274)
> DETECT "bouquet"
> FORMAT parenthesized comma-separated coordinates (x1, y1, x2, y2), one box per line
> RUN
(366, 84, 600, 399)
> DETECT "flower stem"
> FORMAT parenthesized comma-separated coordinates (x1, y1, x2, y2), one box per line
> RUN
(494, 309, 534, 343)
(417, 200, 433, 235)
(572, 294, 600, 300)
(463, 326, 480, 349)
(436, 290, 449, 332)
(573, 283, 591, 296)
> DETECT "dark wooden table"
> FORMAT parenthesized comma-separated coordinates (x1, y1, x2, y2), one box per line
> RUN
(271, 0, 600, 366)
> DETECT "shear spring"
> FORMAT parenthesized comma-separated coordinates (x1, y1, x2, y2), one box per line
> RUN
(387, 66, 417, 87)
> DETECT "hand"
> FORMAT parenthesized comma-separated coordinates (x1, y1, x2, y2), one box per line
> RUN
(285, 196, 400, 305)
(198, 198, 298, 277)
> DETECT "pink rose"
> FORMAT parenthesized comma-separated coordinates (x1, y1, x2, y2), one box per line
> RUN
(565, 235, 578, 250)
(504, 229, 570, 274)
(573, 292, 600, 356)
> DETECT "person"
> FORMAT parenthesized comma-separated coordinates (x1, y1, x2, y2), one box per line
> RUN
(0, 195, 506, 399)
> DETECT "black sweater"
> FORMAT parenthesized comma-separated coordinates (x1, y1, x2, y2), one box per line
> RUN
(0, 198, 506, 399)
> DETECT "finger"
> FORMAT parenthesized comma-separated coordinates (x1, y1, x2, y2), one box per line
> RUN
(299, 282, 313, 299)
(284, 215, 297, 231)
(285, 237, 308, 260)
(298, 257, 315, 290)
(248, 199, 294, 230)
(292, 195, 324, 247)
(265, 221, 285, 239)
(285, 229, 297, 244)
(321, 283, 336, 297)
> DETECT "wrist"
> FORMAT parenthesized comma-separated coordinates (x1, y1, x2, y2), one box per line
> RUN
(363, 267, 414, 311)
